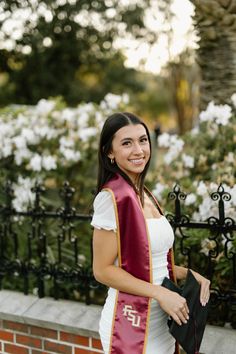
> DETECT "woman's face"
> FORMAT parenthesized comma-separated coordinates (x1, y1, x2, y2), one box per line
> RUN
(108, 124, 151, 183)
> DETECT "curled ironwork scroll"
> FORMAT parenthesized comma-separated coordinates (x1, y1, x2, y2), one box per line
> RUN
(166, 183, 236, 327)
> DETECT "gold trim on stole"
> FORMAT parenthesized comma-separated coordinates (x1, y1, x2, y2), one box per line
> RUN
(137, 196, 152, 354)
(103, 188, 121, 354)
(103, 187, 152, 354)
(144, 187, 180, 354)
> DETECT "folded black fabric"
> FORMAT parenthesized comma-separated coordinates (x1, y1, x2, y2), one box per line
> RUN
(162, 269, 209, 354)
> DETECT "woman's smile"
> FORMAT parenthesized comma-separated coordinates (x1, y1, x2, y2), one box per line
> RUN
(129, 158, 145, 165)
(108, 124, 150, 182)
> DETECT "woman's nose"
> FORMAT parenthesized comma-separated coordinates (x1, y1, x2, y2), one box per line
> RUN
(133, 143, 143, 154)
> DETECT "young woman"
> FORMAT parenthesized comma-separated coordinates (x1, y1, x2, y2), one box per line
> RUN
(92, 112, 210, 354)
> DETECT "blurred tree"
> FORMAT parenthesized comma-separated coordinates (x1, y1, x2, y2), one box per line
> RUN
(190, 0, 236, 109)
(0, 0, 156, 106)
(154, 0, 199, 134)
(165, 49, 200, 134)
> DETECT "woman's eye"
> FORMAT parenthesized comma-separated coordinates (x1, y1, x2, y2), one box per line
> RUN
(122, 141, 131, 146)
(140, 137, 148, 143)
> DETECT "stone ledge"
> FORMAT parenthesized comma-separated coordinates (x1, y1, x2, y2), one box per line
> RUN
(200, 324, 236, 354)
(0, 290, 102, 338)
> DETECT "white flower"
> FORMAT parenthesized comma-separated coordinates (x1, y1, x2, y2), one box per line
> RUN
(122, 93, 130, 104)
(76, 103, 95, 127)
(61, 108, 76, 123)
(78, 127, 97, 142)
(15, 113, 28, 128)
(35, 99, 55, 115)
(182, 154, 194, 168)
(209, 182, 218, 192)
(200, 238, 215, 256)
(221, 237, 233, 251)
(12, 176, 36, 211)
(2, 144, 12, 158)
(164, 149, 177, 164)
(196, 181, 208, 196)
(77, 112, 89, 128)
(170, 135, 184, 155)
(78, 254, 86, 264)
(42, 156, 57, 170)
(21, 128, 39, 144)
(199, 101, 217, 122)
(13, 135, 27, 149)
(152, 183, 166, 200)
(190, 126, 199, 136)
(14, 148, 31, 165)
(215, 113, 231, 126)
(1, 139, 13, 158)
(0, 122, 13, 137)
(59, 136, 75, 148)
(34, 126, 59, 140)
(231, 93, 236, 108)
(231, 185, 236, 206)
(95, 111, 105, 129)
(60, 147, 81, 162)
(163, 136, 184, 164)
(100, 93, 124, 111)
(225, 152, 234, 163)
(193, 211, 201, 221)
(185, 193, 197, 206)
(199, 101, 232, 126)
(158, 133, 170, 148)
(29, 154, 42, 171)
(198, 196, 218, 220)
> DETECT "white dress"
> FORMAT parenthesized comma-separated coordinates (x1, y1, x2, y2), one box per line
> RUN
(91, 191, 176, 354)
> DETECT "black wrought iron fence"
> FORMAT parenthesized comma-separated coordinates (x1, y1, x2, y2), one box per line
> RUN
(166, 184, 236, 327)
(0, 181, 235, 326)
(0, 181, 96, 305)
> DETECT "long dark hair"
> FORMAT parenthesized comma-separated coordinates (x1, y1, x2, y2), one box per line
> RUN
(96, 112, 152, 204)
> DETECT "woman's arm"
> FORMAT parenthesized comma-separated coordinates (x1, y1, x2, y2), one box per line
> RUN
(174, 265, 188, 280)
(174, 265, 211, 306)
(93, 228, 189, 325)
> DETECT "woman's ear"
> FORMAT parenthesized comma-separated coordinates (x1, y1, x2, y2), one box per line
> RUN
(108, 152, 114, 159)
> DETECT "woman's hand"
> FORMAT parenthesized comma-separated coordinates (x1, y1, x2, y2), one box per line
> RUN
(191, 270, 211, 306)
(175, 266, 211, 307)
(155, 286, 189, 326)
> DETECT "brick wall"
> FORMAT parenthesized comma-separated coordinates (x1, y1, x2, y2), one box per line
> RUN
(0, 320, 104, 354)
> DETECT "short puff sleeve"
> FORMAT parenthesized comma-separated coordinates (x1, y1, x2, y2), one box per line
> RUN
(91, 190, 117, 231)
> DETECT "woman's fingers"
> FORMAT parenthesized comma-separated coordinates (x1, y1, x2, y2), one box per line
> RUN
(200, 279, 211, 306)
(191, 270, 211, 306)
(170, 298, 189, 325)
(177, 309, 189, 324)
(171, 313, 182, 326)
(158, 287, 190, 325)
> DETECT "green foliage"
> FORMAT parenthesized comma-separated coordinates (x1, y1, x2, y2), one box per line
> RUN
(151, 98, 236, 326)
(0, 94, 129, 300)
(0, 0, 154, 106)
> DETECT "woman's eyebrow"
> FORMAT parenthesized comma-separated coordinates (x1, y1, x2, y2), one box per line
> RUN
(120, 134, 147, 142)
(120, 137, 132, 142)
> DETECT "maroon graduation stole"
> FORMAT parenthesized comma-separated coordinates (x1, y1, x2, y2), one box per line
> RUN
(103, 174, 179, 354)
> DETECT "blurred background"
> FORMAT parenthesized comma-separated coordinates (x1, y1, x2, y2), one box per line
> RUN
(0, 0, 235, 331)
(0, 0, 200, 134)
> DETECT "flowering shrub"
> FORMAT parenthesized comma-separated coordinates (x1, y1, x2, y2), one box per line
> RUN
(153, 95, 236, 221)
(151, 96, 236, 304)
(1, 92, 235, 231)
(0, 93, 129, 211)
(0, 93, 235, 317)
